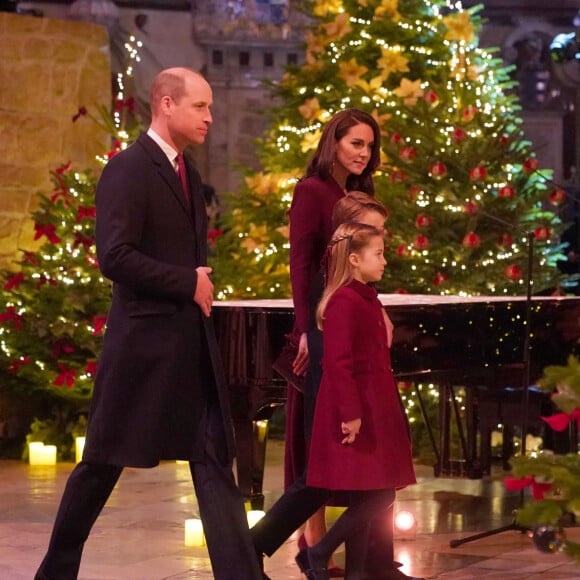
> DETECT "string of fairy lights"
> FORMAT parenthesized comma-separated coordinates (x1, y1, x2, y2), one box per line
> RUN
(0, 33, 144, 390)
(232, 0, 557, 300)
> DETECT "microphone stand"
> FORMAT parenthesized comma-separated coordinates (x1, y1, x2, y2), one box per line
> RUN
(449, 223, 534, 548)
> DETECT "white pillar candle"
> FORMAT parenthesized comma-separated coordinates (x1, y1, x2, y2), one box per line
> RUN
(184, 518, 205, 547)
(247, 510, 265, 528)
(29, 442, 57, 465)
(28, 442, 45, 465)
(75, 436, 86, 463)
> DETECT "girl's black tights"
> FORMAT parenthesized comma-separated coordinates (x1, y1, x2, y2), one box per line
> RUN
(308, 488, 396, 574)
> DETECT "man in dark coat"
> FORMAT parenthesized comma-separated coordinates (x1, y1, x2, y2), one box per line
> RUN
(35, 67, 262, 580)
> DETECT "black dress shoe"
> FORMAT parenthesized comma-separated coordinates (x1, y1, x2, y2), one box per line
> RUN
(295, 548, 330, 580)
(255, 549, 271, 580)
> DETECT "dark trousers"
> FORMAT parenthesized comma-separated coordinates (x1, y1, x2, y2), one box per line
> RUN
(345, 504, 395, 578)
(251, 472, 396, 575)
(251, 470, 331, 557)
(310, 489, 396, 580)
(35, 404, 261, 580)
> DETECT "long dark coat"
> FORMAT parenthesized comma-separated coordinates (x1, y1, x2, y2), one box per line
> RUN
(83, 133, 234, 467)
(307, 280, 416, 491)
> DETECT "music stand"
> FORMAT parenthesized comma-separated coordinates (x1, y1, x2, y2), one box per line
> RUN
(449, 229, 534, 548)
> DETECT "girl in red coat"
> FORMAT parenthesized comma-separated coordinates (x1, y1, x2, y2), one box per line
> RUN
(287, 109, 381, 572)
(297, 222, 417, 580)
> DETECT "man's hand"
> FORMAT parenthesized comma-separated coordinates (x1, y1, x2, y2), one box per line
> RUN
(293, 332, 309, 376)
(341, 418, 361, 445)
(194, 266, 214, 317)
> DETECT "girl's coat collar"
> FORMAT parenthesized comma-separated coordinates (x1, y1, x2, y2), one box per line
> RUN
(345, 279, 377, 300)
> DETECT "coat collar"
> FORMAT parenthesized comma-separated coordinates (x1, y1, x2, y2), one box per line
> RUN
(137, 133, 193, 221)
(346, 279, 377, 300)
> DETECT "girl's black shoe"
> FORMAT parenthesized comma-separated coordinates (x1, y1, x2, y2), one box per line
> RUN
(295, 547, 330, 580)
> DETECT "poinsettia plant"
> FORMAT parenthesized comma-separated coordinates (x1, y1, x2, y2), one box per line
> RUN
(508, 355, 580, 562)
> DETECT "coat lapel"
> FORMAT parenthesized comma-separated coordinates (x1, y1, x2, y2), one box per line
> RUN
(137, 133, 194, 223)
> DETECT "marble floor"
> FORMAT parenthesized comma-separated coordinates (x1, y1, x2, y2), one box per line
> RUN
(1, 440, 579, 579)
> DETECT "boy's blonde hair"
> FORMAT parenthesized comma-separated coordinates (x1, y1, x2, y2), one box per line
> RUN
(317, 221, 383, 329)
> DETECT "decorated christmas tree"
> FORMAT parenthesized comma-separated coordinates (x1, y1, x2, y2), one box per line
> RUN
(0, 82, 142, 459)
(211, 0, 570, 299)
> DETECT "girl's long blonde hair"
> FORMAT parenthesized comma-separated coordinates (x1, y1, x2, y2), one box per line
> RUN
(317, 221, 383, 329)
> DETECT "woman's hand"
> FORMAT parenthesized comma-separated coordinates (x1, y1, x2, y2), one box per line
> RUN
(292, 332, 309, 376)
(341, 418, 361, 445)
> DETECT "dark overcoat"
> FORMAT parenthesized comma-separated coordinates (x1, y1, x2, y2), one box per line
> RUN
(307, 280, 416, 491)
(83, 133, 234, 467)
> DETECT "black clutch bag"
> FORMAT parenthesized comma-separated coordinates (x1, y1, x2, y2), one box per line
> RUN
(272, 333, 305, 393)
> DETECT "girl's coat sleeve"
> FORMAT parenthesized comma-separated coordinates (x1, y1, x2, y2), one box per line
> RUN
(321, 291, 363, 422)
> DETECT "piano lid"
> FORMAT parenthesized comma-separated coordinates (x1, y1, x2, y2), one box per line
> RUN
(215, 294, 580, 309)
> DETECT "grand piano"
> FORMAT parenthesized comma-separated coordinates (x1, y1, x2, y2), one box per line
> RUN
(214, 295, 580, 507)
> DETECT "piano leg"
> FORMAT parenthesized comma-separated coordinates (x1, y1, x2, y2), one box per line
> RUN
(437, 384, 451, 477)
(249, 419, 270, 510)
(412, 383, 440, 469)
(438, 384, 482, 478)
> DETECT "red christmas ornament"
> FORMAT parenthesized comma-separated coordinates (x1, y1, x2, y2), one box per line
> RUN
(429, 162, 447, 179)
(423, 90, 439, 105)
(397, 244, 410, 257)
(390, 133, 403, 145)
(498, 233, 513, 247)
(408, 185, 421, 201)
(415, 214, 432, 228)
(534, 226, 551, 241)
(498, 185, 515, 199)
(397, 381, 413, 391)
(504, 264, 522, 280)
(463, 201, 478, 214)
(462, 105, 478, 122)
(390, 170, 407, 183)
(399, 146, 416, 162)
(451, 128, 468, 142)
(413, 235, 430, 250)
(393, 288, 410, 294)
(469, 166, 487, 181)
(433, 272, 448, 285)
(523, 158, 539, 173)
(462, 232, 480, 248)
(499, 135, 509, 146)
(549, 189, 566, 205)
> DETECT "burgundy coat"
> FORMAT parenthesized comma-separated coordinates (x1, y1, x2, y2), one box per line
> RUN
(289, 175, 345, 334)
(307, 280, 416, 491)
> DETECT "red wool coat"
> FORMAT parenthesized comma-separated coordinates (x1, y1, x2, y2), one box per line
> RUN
(307, 280, 417, 491)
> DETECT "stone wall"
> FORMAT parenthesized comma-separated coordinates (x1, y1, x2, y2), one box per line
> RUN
(0, 12, 111, 268)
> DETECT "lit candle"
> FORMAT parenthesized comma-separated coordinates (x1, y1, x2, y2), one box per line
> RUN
(28, 442, 44, 465)
(247, 510, 265, 528)
(75, 437, 86, 463)
(29, 442, 57, 465)
(184, 518, 205, 547)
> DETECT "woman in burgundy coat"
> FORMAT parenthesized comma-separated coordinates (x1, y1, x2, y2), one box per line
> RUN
(298, 222, 417, 580)
(287, 109, 382, 567)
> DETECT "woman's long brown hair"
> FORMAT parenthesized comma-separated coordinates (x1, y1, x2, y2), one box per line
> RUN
(305, 109, 381, 194)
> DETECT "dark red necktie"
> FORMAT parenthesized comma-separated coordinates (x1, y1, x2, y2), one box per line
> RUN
(176, 153, 191, 205)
